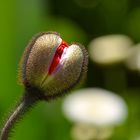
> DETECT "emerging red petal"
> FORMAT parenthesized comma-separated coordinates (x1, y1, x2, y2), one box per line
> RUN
(48, 40, 68, 75)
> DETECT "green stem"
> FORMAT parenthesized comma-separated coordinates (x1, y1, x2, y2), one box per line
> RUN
(0, 91, 40, 140)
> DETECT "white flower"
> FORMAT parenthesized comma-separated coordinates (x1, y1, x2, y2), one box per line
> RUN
(71, 123, 113, 140)
(62, 88, 128, 127)
(88, 35, 133, 65)
(125, 44, 140, 72)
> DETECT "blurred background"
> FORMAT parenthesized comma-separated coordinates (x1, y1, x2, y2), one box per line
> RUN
(0, 0, 140, 139)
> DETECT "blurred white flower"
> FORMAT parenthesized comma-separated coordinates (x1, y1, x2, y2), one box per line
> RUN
(125, 44, 140, 72)
(62, 88, 128, 127)
(71, 123, 113, 140)
(71, 123, 97, 140)
(88, 35, 133, 65)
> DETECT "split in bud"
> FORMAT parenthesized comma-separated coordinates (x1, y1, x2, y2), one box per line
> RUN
(19, 32, 88, 99)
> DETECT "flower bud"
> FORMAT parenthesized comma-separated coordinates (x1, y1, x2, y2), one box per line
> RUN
(19, 32, 88, 99)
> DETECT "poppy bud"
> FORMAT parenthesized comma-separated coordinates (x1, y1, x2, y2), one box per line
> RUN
(19, 32, 88, 99)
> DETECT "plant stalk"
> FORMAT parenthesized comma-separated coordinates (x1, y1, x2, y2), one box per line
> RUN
(0, 91, 40, 140)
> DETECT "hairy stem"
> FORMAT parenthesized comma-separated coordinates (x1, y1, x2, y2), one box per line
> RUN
(0, 91, 40, 140)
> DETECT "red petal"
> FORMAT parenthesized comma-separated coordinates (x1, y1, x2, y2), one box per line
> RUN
(48, 40, 68, 75)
